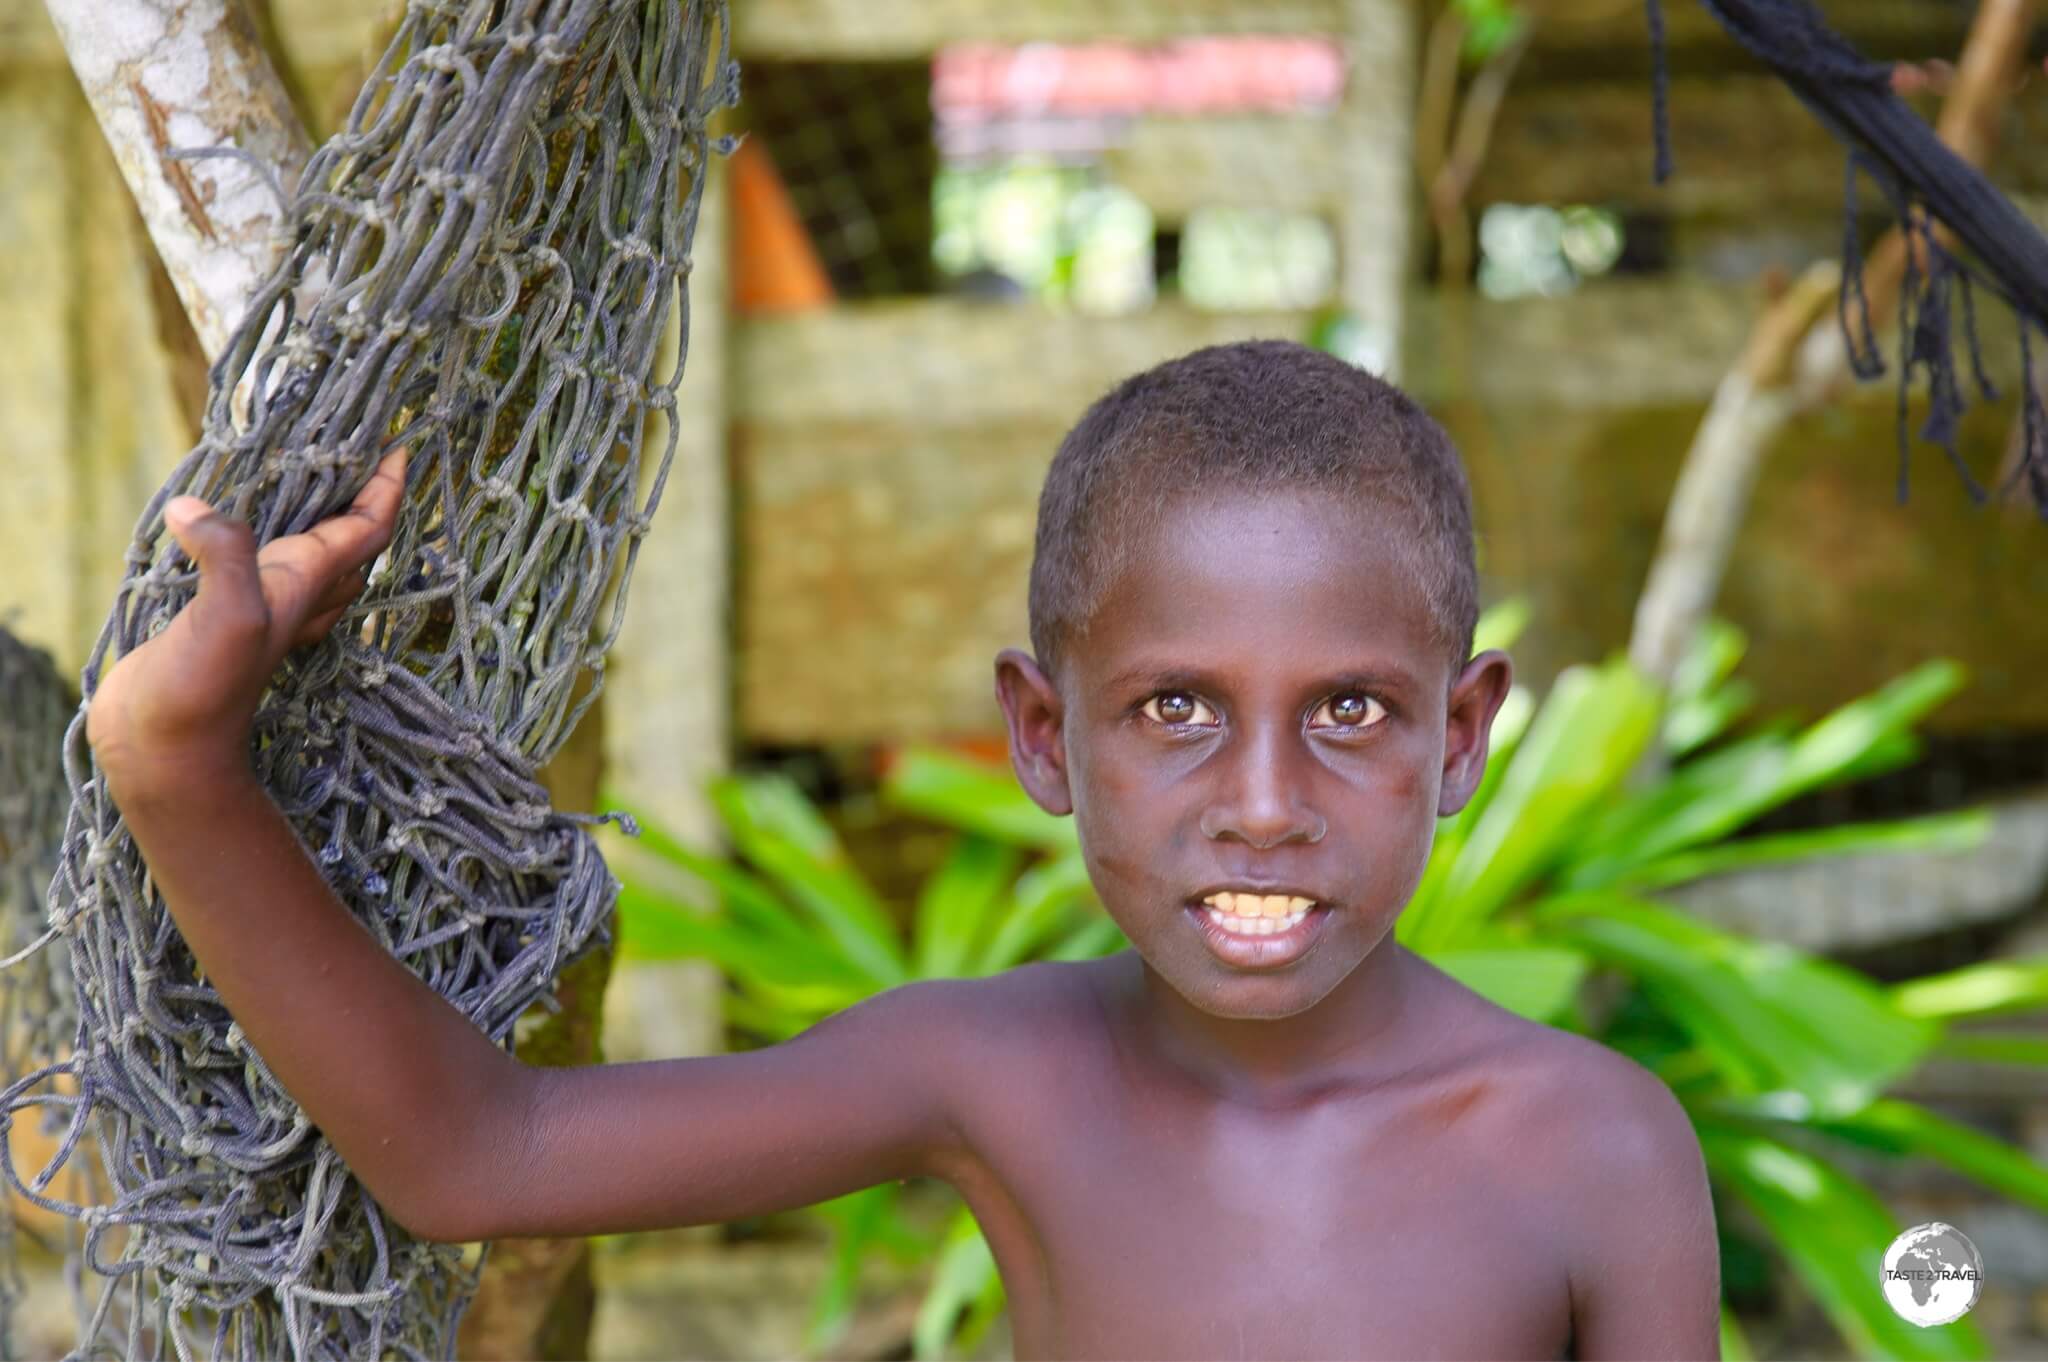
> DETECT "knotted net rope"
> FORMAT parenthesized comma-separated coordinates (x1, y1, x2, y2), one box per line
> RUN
(1645, 0, 2048, 516)
(0, 1, 737, 1356)
(0, 625, 80, 1357)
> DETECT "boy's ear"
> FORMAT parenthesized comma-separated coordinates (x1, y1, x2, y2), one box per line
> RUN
(993, 647, 1073, 817)
(1439, 648, 1513, 819)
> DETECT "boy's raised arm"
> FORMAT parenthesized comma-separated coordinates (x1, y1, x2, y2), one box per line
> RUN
(89, 450, 962, 1244)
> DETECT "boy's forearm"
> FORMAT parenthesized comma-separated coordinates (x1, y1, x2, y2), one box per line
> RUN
(106, 751, 529, 1240)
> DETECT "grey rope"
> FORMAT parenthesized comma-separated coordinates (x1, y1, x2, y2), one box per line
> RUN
(0, 1, 737, 1357)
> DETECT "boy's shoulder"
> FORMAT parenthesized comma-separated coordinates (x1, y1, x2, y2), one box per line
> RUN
(1416, 949, 1696, 1143)
(1412, 951, 1708, 1234)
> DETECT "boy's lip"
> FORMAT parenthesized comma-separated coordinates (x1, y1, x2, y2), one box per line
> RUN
(1182, 894, 1332, 971)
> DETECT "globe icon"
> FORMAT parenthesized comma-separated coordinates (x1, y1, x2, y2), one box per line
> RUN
(1881, 1222, 1984, 1326)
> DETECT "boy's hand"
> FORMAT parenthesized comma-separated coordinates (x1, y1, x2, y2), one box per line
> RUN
(88, 448, 409, 795)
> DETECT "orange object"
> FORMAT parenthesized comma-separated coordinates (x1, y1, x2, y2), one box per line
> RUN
(730, 136, 835, 314)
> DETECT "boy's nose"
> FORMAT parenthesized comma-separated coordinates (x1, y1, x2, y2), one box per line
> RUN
(1198, 730, 1328, 848)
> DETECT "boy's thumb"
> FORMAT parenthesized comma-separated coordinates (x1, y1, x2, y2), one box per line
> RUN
(163, 496, 206, 538)
(164, 497, 264, 618)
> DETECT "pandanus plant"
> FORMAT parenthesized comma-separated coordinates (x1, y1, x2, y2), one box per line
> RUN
(612, 602, 2048, 1360)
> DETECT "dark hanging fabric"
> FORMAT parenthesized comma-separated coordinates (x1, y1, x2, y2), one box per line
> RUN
(1646, 0, 2048, 516)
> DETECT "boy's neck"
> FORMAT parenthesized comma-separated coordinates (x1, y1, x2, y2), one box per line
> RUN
(1118, 940, 1423, 1106)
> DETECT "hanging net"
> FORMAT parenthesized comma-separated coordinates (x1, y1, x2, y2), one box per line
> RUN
(1645, 0, 2048, 516)
(0, 0, 737, 1356)
(0, 625, 80, 1358)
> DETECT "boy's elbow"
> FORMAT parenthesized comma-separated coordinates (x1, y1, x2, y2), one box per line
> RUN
(357, 1063, 539, 1245)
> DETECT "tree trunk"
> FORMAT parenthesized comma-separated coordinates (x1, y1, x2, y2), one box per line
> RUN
(40, 0, 311, 357)
(47, 6, 617, 1356)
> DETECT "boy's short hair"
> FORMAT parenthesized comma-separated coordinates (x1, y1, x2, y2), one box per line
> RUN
(1027, 339, 1480, 688)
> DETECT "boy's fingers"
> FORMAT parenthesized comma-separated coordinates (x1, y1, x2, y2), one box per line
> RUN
(294, 604, 350, 648)
(163, 498, 267, 639)
(255, 447, 410, 625)
(303, 447, 406, 568)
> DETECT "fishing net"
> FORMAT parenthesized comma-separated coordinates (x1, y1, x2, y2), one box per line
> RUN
(0, 625, 80, 1358)
(0, 0, 737, 1356)
(1645, 0, 2048, 517)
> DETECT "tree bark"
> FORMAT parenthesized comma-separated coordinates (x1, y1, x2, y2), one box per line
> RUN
(41, 0, 312, 358)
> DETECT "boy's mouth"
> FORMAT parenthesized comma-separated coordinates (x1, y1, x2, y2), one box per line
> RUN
(1183, 887, 1331, 969)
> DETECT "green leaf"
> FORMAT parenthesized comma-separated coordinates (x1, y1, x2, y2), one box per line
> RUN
(1935, 1029, 2048, 1066)
(604, 792, 823, 940)
(1454, 0, 1528, 62)
(976, 852, 1098, 974)
(915, 1210, 1003, 1360)
(1610, 809, 1991, 893)
(1403, 683, 1536, 929)
(882, 746, 1080, 853)
(614, 882, 870, 995)
(1664, 678, 1756, 761)
(1700, 1124, 1987, 1360)
(806, 1186, 907, 1357)
(1407, 661, 1660, 950)
(721, 990, 817, 1042)
(913, 836, 1025, 979)
(1669, 617, 1747, 713)
(1471, 597, 1531, 655)
(1893, 957, 2048, 1020)
(712, 775, 908, 987)
(1720, 1304, 1755, 1362)
(1811, 1098, 2048, 1217)
(1663, 618, 1752, 758)
(1425, 945, 1588, 1023)
(1533, 894, 1936, 1116)
(1565, 662, 1962, 889)
(1779, 661, 1964, 793)
(1044, 911, 1128, 962)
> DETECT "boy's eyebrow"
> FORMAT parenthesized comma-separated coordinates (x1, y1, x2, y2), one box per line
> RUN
(1101, 663, 1420, 697)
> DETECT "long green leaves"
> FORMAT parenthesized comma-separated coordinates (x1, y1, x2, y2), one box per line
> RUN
(1559, 661, 1966, 891)
(710, 776, 908, 987)
(1700, 1125, 1987, 1360)
(881, 747, 1079, 853)
(1893, 958, 2048, 1021)
(1535, 894, 1935, 1117)
(1425, 944, 1588, 1023)
(1400, 659, 1660, 951)
(1806, 1098, 2048, 1216)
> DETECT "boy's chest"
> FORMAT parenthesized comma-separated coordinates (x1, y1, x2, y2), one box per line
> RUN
(950, 1068, 1575, 1359)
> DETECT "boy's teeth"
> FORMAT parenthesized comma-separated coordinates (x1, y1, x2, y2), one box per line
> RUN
(1200, 891, 1315, 919)
(1203, 904, 1311, 935)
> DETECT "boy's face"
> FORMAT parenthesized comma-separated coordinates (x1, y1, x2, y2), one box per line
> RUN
(996, 486, 1511, 1021)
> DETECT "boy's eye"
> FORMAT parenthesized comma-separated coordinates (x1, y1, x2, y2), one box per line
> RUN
(1140, 692, 1386, 732)
(1142, 691, 1218, 727)
(1310, 692, 1388, 731)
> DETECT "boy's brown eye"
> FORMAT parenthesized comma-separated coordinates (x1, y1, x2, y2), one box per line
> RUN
(1143, 692, 1217, 727)
(1314, 693, 1387, 730)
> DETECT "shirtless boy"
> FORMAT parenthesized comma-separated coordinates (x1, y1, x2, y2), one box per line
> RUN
(86, 339, 1722, 1360)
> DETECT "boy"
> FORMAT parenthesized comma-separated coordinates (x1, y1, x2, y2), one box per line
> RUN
(85, 340, 1721, 1360)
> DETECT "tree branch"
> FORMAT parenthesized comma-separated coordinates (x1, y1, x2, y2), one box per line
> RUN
(1627, 0, 2037, 694)
(42, 0, 313, 358)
